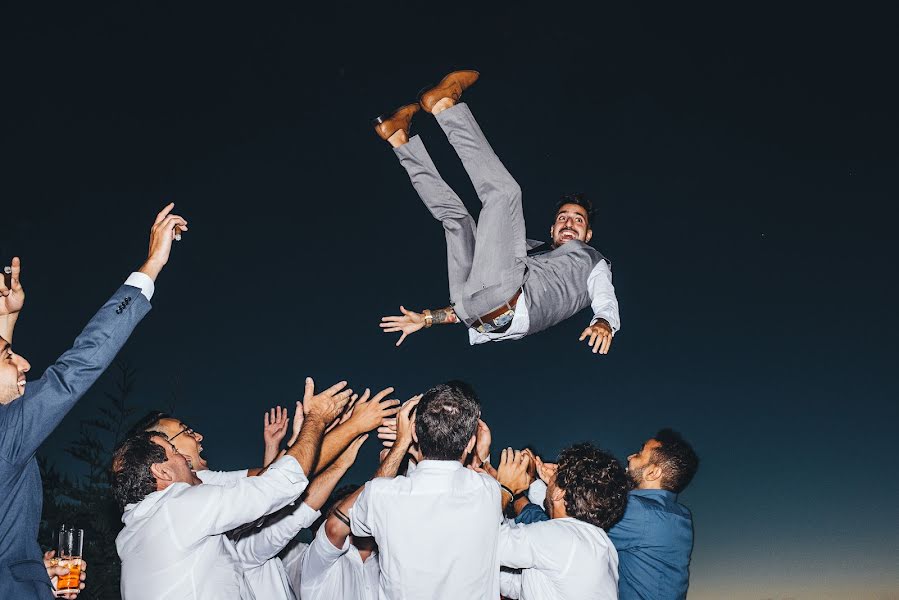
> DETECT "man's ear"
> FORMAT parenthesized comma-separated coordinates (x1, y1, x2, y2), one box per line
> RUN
(412, 428, 418, 444)
(149, 462, 172, 488)
(644, 463, 663, 483)
(551, 485, 565, 503)
(464, 434, 476, 457)
(585, 228, 593, 243)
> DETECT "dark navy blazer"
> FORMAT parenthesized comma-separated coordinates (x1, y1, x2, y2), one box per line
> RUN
(0, 284, 150, 599)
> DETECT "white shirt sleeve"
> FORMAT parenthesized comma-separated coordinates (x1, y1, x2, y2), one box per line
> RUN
(587, 260, 620, 332)
(167, 455, 309, 546)
(527, 479, 547, 507)
(498, 521, 544, 570)
(124, 271, 155, 301)
(349, 481, 375, 538)
(233, 502, 321, 567)
(195, 469, 249, 486)
(499, 569, 523, 599)
(301, 520, 351, 586)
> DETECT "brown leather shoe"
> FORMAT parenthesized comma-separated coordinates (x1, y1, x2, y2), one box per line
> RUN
(372, 103, 420, 141)
(419, 70, 480, 113)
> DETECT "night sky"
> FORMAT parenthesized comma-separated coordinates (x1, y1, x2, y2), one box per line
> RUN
(5, 4, 898, 599)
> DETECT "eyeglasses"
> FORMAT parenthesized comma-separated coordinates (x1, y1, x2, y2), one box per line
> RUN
(169, 424, 195, 442)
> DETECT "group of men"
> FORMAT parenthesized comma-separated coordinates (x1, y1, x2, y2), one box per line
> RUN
(0, 70, 701, 599)
(106, 379, 698, 599)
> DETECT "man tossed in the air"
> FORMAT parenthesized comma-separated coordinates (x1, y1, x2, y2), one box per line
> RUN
(377, 70, 620, 355)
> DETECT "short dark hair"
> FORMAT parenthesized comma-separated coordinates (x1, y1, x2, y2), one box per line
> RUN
(555, 443, 629, 531)
(651, 429, 699, 494)
(111, 432, 167, 510)
(554, 192, 595, 226)
(125, 410, 171, 438)
(414, 381, 480, 461)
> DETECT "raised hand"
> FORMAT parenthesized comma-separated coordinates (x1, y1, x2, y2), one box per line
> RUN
(380, 306, 426, 346)
(263, 406, 289, 447)
(0, 257, 24, 318)
(535, 456, 558, 485)
(287, 400, 304, 446)
(139, 202, 189, 281)
(474, 419, 492, 466)
(395, 395, 422, 448)
(302, 377, 353, 424)
(579, 319, 613, 355)
(347, 387, 401, 433)
(496, 448, 532, 495)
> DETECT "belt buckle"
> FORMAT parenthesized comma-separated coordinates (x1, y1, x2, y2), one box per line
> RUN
(476, 308, 515, 334)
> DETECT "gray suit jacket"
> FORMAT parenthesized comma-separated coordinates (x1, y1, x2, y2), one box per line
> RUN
(0, 284, 150, 599)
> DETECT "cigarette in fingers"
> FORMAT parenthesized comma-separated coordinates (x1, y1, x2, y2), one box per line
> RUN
(3, 266, 10, 275)
(174, 225, 183, 241)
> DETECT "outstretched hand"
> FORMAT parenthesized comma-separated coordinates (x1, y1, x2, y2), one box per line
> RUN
(302, 377, 353, 424)
(347, 387, 401, 433)
(0, 257, 24, 318)
(380, 306, 426, 346)
(139, 202, 189, 281)
(263, 406, 289, 447)
(579, 319, 613, 355)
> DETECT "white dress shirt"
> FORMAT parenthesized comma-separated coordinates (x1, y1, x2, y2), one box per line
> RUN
(238, 503, 321, 600)
(350, 460, 502, 600)
(196, 468, 320, 600)
(117, 455, 308, 600)
(279, 541, 309, 596)
(498, 518, 619, 600)
(196, 469, 248, 486)
(468, 260, 620, 345)
(299, 523, 380, 600)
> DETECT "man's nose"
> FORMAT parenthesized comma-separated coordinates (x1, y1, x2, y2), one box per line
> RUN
(13, 354, 30, 373)
(193, 431, 204, 442)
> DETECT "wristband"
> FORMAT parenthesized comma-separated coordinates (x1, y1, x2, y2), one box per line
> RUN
(500, 484, 515, 499)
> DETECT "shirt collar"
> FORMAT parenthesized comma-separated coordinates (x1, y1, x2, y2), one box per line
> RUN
(414, 459, 464, 471)
(629, 488, 677, 500)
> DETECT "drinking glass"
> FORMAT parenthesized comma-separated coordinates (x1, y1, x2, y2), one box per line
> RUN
(56, 526, 84, 592)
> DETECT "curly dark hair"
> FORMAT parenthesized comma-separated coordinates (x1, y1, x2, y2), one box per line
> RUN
(554, 192, 595, 226)
(111, 431, 167, 510)
(415, 380, 480, 461)
(555, 442, 629, 531)
(652, 428, 699, 494)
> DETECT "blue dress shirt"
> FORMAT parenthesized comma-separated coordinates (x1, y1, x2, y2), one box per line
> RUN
(607, 489, 693, 600)
(515, 489, 694, 600)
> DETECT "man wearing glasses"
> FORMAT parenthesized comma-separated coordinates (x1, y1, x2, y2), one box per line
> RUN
(0, 204, 187, 600)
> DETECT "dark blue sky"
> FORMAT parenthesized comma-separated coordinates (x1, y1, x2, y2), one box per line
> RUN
(5, 3, 898, 598)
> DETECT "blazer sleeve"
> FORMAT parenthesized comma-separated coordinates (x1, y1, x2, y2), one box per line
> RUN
(0, 284, 151, 465)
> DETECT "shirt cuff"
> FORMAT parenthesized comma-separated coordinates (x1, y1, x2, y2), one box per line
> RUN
(528, 479, 547, 506)
(125, 272, 155, 301)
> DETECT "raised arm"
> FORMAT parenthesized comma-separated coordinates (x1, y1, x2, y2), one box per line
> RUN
(314, 387, 399, 474)
(261, 405, 289, 468)
(286, 378, 353, 476)
(0, 203, 187, 465)
(380, 305, 458, 346)
(325, 395, 421, 548)
(0, 256, 24, 343)
(579, 260, 620, 355)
